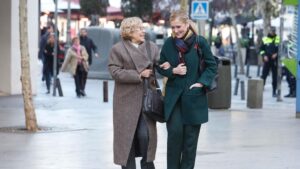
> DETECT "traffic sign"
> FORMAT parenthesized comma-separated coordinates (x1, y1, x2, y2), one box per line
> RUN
(191, 0, 209, 20)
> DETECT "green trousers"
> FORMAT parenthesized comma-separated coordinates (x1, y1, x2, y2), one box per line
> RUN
(167, 102, 201, 169)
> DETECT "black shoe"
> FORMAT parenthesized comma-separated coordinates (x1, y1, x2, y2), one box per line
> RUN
(80, 90, 86, 97)
(290, 93, 296, 98)
(46, 90, 50, 94)
(76, 93, 81, 98)
(272, 92, 277, 97)
(287, 92, 296, 98)
(284, 93, 291, 98)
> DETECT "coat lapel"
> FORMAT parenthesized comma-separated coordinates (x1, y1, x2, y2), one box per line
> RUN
(122, 40, 151, 73)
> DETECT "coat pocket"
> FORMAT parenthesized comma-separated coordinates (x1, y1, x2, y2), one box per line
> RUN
(185, 87, 205, 96)
(181, 89, 208, 124)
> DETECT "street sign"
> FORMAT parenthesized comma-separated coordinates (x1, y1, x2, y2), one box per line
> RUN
(191, 0, 209, 20)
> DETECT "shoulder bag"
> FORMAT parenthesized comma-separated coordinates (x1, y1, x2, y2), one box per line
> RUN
(142, 41, 165, 123)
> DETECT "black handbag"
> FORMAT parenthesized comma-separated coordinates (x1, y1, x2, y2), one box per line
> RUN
(142, 40, 165, 123)
(142, 78, 165, 123)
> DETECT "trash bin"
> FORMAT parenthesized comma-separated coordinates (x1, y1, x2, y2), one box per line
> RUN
(207, 57, 231, 109)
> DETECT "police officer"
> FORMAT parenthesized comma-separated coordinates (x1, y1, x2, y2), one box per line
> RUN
(282, 36, 296, 98)
(260, 27, 280, 97)
(283, 66, 296, 97)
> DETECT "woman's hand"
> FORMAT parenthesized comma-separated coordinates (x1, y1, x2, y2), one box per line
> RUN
(77, 55, 84, 60)
(189, 83, 203, 89)
(172, 63, 187, 75)
(263, 56, 269, 62)
(160, 62, 171, 70)
(140, 69, 153, 78)
(271, 53, 277, 60)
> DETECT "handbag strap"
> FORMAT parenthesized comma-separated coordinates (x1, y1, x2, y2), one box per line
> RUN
(145, 40, 160, 89)
(195, 36, 205, 74)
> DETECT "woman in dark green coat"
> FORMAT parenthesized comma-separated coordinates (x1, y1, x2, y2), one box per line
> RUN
(157, 10, 217, 169)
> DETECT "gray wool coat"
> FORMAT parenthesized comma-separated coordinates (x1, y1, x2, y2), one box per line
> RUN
(108, 39, 159, 166)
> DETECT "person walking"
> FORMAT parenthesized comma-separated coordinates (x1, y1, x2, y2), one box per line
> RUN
(157, 10, 217, 169)
(214, 32, 224, 56)
(108, 17, 159, 169)
(43, 33, 57, 94)
(79, 28, 99, 96)
(260, 27, 280, 97)
(39, 25, 54, 82)
(61, 37, 89, 98)
(39, 25, 54, 61)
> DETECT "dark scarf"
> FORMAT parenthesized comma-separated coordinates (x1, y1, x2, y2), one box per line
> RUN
(174, 28, 196, 53)
(173, 27, 197, 63)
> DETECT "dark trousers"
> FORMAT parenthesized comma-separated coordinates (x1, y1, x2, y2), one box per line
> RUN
(73, 65, 86, 95)
(283, 66, 296, 94)
(82, 71, 88, 91)
(44, 68, 52, 91)
(122, 115, 155, 169)
(261, 58, 278, 93)
(167, 102, 201, 169)
(43, 62, 53, 92)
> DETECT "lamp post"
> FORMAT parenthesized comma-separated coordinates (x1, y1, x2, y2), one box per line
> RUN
(296, 1, 300, 117)
(52, 0, 58, 96)
(66, 0, 71, 49)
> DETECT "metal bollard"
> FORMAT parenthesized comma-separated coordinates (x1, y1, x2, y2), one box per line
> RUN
(103, 81, 108, 102)
(247, 79, 263, 108)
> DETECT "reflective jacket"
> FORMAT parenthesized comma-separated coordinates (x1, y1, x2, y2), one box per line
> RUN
(260, 35, 280, 57)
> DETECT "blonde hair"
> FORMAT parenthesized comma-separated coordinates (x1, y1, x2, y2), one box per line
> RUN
(170, 10, 189, 24)
(120, 17, 143, 40)
(170, 10, 198, 34)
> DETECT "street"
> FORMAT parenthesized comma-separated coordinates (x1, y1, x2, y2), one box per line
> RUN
(0, 69, 299, 169)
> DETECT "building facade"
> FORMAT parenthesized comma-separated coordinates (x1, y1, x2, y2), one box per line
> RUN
(0, 0, 39, 95)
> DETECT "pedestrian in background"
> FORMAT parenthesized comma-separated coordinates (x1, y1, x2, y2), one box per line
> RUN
(260, 27, 280, 97)
(39, 25, 54, 82)
(108, 17, 159, 169)
(39, 25, 54, 61)
(157, 10, 217, 169)
(43, 33, 57, 94)
(214, 32, 224, 56)
(61, 37, 89, 98)
(79, 28, 99, 96)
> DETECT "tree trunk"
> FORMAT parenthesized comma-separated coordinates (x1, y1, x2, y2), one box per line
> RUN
(180, 0, 188, 11)
(256, 0, 272, 35)
(229, 0, 245, 75)
(19, 0, 38, 132)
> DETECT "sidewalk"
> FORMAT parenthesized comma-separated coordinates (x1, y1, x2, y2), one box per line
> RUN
(0, 71, 299, 169)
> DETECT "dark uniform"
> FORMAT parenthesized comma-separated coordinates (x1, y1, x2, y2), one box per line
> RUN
(260, 31, 280, 97)
(282, 41, 296, 98)
(79, 34, 98, 96)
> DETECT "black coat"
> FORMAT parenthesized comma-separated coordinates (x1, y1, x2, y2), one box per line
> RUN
(80, 36, 98, 65)
(43, 43, 60, 75)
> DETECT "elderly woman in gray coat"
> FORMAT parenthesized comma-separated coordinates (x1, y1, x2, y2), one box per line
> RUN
(108, 17, 159, 169)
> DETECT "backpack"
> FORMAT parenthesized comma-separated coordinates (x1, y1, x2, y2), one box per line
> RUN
(195, 36, 219, 93)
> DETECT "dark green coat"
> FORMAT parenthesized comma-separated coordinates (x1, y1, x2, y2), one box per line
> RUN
(157, 36, 217, 125)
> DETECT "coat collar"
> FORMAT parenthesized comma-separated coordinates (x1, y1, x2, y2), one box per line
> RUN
(121, 39, 151, 73)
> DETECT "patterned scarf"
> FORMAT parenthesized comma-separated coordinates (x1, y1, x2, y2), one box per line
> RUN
(72, 44, 82, 64)
(173, 28, 196, 53)
(173, 27, 197, 63)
